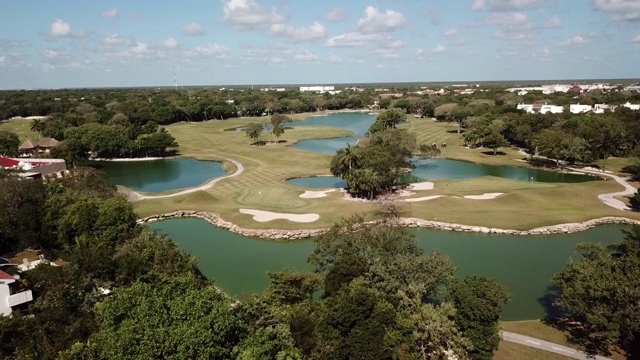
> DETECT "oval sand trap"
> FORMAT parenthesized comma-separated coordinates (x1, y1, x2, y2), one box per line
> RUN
(300, 189, 336, 198)
(239, 209, 320, 223)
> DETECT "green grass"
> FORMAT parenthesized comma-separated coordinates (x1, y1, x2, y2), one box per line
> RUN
(126, 114, 640, 230)
(0, 118, 40, 141)
(494, 341, 574, 360)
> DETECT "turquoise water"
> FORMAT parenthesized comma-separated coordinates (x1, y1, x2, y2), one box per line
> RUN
(88, 158, 226, 192)
(409, 158, 598, 183)
(149, 218, 628, 321)
(291, 112, 376, 154)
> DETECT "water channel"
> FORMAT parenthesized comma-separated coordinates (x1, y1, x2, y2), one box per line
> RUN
(95, 112, 628, 321)
(149, 218, 628, 321)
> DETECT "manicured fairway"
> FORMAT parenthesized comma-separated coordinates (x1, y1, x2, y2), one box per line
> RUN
(132, 113, 640, 230)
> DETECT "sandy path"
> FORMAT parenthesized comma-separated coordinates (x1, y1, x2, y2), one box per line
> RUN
(127, 156, 244, 201)
(570, 167, 637, 211)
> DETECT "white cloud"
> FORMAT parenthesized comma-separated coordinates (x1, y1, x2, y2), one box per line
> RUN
(183, 23, 204, 35)
(385, 39, 407, 48)
(222, 0, 325, 41)
(185, 43, 230, 59)
(325, 8, 346, 22)
(101, 8, 119, 18)
(269, 21, 326, 41)
(415, 48, 425, 57)
(324, 32, 385, 47)
(357, 6, 407, 34)
(128, 12, 140, 19)
(431, 44, 446, 54)
(328, 54, 343, 63)
(42, 63, 56, 72)
(593, 0, 640, 22)
(50, 19, 71, 37)
(544, 14, 562, 28)
(484, 0, 549, 11)
(485, 12, 529, 26)
(471, 0, 486, 10)
(444, 28, 459, 36)
(373, 49, 400, 59)
(561, 35, 589, 47)
(292, 48, 318, 61)
(222, 0, 284, 29)
(632, 34, 640, 43)
(271, 56, 284, 63)
(103, 34, 131, 46)
(162, 38, 178, 49)
(131, 43, 152, 55)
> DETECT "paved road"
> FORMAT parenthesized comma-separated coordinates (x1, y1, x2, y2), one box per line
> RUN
(502, 331, 612, 360)
(570, 167, 637, 211)
(127, 156, 244, 201)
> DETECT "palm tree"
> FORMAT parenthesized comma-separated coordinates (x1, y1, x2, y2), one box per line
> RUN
(30, 118, 45, 138)
(330, 144, 360, 178)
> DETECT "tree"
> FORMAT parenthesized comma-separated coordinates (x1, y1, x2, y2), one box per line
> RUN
(330, 143, 360, 178)
(483, 132, 509, 155)
(631, 190, 640, 210)
(418, 143, 441, 159)
(0, 130, 19, 157)
(447, 276, 510, 360)
(368, 108, 406, 134)
(245, 122, 264, 145)
(50, 138, 89, 168)
(552, 227, 640, 357)
(30, 118, 45, 137)
(270, 114, 290, 143)
(60, 276, 246, 359)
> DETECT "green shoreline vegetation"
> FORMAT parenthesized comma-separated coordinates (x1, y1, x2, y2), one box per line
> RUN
(2, 84, 640, 358)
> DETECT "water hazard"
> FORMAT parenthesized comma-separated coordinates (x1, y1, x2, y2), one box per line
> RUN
(149, 218, 628, 321)
(88, 158, 226, 193)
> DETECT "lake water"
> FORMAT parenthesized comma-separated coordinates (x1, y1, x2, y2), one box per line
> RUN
(291, 112, 376, 154)
(88, 158, 226, 193)
(149, 218, 628, 321)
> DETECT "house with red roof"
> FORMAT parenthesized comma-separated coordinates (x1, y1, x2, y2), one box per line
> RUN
(0, 270, 33, 316)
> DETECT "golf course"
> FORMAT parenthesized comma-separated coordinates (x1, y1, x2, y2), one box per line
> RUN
(128, 111, 640, 232)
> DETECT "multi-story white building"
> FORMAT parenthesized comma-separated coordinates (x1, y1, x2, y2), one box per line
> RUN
(570, 104, 593, 114)
(0, 270, 33, 316)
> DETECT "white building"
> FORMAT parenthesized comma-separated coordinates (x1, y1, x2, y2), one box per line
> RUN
(300, 86, 335, 92)
(594, 104, 615, 114)
(570, 104, 593, 114)
(540, 105, 564, 114)
(517, 103, 535, 113)
(623, 102, 640, 110)
(0, 270, 33, 316)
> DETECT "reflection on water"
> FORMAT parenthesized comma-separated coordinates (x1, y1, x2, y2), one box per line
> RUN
(150, 218, 628, 321)
(88, 158, 226, 192)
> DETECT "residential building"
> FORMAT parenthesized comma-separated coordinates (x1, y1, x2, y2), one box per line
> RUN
(623, 102, 640, 110)
(516, 103, 534, 113)
(540, 104, 564, 114)
(0, 270, 33, 316)
(570, 104, 593, 114)
(299, 86, 335, 92)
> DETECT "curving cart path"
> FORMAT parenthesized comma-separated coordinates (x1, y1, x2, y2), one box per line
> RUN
(126, 156, 244, 201)
(502, 331, 611, 360)
(570, 167, 637, 211)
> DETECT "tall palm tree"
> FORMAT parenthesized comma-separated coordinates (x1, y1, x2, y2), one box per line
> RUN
(30, 118, 45, 138)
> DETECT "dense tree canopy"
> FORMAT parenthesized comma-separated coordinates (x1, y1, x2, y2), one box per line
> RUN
(552, 226, 640, 357)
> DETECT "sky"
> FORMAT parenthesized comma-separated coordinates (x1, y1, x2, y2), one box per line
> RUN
(0, 0, 639, 89)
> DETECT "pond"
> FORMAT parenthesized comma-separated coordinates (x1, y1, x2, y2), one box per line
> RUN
(408, 158, 598, 183)
(149, 218, 628, 321)
(87, 158, 226, 193)
(290, 112, 376, 154)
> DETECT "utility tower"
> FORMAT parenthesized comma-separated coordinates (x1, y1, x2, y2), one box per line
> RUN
(173, 66, 177, 89)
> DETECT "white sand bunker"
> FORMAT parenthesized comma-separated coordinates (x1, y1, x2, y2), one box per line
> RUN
(404, 195, 444, 203)
(463, 193, 504, 200)
(408, 181, 434, 191)
(239, 209, 319, 223)
(300, 189, 336, 198)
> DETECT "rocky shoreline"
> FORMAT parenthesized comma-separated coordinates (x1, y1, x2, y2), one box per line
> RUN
(137, 211, 640, 240)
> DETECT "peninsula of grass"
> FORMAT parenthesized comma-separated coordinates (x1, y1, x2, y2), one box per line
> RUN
(129, 113, 640, 231)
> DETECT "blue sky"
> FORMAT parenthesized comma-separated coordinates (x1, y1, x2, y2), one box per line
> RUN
(1, 0, 639, 89)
